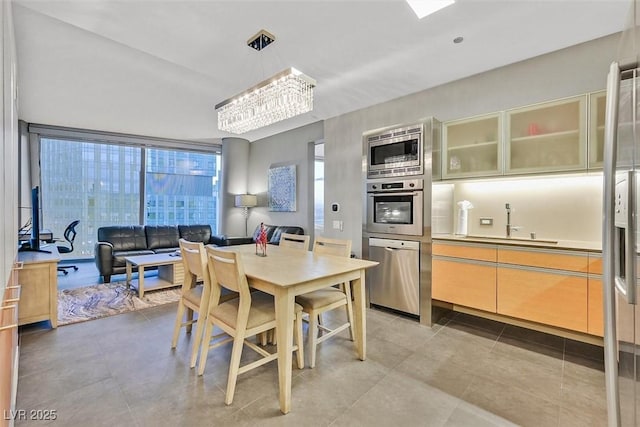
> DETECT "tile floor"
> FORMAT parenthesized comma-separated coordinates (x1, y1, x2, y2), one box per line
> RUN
(15, 302, 607, 426)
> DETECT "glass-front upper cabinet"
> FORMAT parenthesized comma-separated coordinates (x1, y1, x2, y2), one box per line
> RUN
(442, 113, 502, 179)
(588, 90, 606, 169)
(506, 96, 586, 174)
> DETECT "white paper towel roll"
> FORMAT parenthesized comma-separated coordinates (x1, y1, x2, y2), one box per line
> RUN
(455, 200, 474, 236)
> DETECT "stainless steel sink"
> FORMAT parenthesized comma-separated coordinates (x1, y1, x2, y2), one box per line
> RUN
(465, 235, 558, 244)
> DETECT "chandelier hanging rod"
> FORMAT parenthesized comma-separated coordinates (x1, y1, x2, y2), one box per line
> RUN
(215, 67, 316, 110)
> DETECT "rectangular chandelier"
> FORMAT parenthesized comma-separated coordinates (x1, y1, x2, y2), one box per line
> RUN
(215, 67, 316, 134)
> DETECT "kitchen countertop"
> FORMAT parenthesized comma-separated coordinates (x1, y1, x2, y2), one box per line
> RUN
(433, 234, 601, 252)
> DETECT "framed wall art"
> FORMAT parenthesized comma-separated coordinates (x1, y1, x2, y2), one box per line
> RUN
(268, 164, 296, 212)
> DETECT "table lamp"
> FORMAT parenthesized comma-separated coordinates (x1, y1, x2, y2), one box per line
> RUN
(235, 194, 258, 236)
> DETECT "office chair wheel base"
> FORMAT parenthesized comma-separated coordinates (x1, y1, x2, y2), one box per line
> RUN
(63, 271, 68, 275)
(73, 266, 78, 271)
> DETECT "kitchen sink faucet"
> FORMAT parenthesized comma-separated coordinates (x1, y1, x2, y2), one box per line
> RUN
(505, 203, 521, 238)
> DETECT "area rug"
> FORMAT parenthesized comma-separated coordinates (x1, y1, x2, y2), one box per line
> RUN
(58, 282, 181, 326)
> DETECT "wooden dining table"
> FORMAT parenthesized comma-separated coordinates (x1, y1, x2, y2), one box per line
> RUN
(216, 243, 378, 414)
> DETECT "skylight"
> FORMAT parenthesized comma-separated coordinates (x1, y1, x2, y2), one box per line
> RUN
(406, 0, 455, 19)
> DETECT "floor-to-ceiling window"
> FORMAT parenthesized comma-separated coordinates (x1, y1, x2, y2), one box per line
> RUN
(40, 139, 142, 257)
(145, 148, 220, 225)
(38, 132, 221, 259)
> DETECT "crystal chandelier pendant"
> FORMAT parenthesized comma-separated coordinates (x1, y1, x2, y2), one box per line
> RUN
(216, 67, 316, 134)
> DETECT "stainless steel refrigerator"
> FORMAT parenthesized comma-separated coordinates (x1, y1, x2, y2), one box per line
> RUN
(603, 14, 640, 423)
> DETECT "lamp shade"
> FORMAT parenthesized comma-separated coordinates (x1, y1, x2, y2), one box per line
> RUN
(235, 194, 257, 208)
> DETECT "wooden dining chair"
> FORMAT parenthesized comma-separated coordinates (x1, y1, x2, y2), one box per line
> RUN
(171, 239, 212, 369)
(198, 246, 304, 405)
(295, 236, 354, 368)
(279, 233, 310, 251)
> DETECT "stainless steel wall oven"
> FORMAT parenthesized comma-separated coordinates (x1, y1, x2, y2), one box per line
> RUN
(366, 179, 423, 236)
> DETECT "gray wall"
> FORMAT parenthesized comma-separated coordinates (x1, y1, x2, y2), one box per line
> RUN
(246, 121, 323, 236)
(1, 0, 19, 292)
(220, 137, 250, 236)
(324, 33, 620, 255)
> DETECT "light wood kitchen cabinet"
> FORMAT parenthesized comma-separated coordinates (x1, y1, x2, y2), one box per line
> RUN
(432, 239, 602, 338)
(497, 246, 589, 273)
(433, 258, 497, 312)
(497, 246, 589, 333)
(588, 90, 606, 169)
(497, 266, 588, 333)
(506, 96, 587, 174)
(442, 113, 502, 179)
(432, 242, 497, 312)
(433, 241, 496, 262)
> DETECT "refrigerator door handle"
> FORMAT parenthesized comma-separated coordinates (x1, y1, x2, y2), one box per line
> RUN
(602, 61, 622, 427)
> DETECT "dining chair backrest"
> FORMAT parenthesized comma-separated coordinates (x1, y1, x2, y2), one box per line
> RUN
(279, 233, 310, 251)
(312, 236, 352, 258)
(179, 238, 209, 289)
(205, 247, 251, 301)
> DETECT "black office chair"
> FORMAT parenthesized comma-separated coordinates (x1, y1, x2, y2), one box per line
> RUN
(57, 220, 80, 275)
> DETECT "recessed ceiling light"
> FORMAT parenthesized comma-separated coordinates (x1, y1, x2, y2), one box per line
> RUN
(453, 36, 464, 44)
(406, 0, 455, 19)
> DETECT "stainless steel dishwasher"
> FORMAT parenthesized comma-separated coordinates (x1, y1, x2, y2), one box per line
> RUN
(368, 237, 420, 316)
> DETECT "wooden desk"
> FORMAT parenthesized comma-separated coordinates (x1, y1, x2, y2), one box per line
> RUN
(218, 244, 378, 414)
(16, 244, 60, 328)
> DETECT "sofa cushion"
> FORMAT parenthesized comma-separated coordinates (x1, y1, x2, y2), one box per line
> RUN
(145, 225, 180, 250)
(98, 226, 148, 251)
(270, 226, 304, 245)
(178, 224, 212, 244)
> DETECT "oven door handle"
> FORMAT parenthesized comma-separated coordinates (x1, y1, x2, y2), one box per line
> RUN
(368, 192, 421, 197)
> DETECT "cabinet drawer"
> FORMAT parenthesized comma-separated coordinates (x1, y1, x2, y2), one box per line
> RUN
(497, 266, 587, 333)
(433, 259, 496, 312)
(588, 277, 603, 337)
(497, 247, 588, 272)
(587, 254, 602, 275)
(433, 242, 497, 262)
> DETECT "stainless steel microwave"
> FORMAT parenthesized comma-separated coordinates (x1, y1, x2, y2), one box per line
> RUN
(366, 123, 424, 179)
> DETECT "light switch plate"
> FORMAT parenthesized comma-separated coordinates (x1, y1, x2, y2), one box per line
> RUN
(480, 218, 493, 226)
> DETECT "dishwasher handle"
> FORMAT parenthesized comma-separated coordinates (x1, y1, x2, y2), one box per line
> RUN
(369, 237, 420, 250)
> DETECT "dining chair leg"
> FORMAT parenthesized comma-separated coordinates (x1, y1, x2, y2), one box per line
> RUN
(308, 310, 319, 368)
(185, 308, 194, 334)
(344, 282, 355, 341)
(171, 301, 186, 348)
(295, 313, 304, 369)
(189, 315, 206, 368)
(225, 333, 245, 405)
(197, 320, 215, 376)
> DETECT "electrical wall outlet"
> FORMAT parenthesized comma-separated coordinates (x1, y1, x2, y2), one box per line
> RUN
(480, 218, 493, 226)
(332, 220, 343, 231)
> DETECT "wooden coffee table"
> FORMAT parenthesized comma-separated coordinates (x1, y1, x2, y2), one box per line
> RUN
(124, 253, 183, 298)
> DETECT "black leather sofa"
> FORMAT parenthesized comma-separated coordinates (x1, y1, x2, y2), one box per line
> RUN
(210, 224, 304, 247)
(95, 224, 213, 283)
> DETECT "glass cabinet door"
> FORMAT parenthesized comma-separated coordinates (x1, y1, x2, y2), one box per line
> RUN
(506, 96, 586, 174)
(588, 90, 606, 169)
(442, 113, 501, 179)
